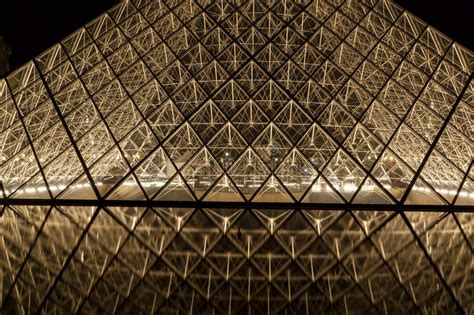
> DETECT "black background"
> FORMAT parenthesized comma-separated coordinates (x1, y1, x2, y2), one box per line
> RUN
(0, 0, 473, 74)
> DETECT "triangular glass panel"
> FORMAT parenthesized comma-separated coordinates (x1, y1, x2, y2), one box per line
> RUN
(274, 100, 313, 143)
(231, 99, 270, 143)
(295, 79, 332, 120)
(10, 172, 50, 199)
(203, 175, 245, 202)
(154, 173, 196, 202)
(202, 208, 244, 234)
(207, 123, 248, 169)
(206, 237, 245, 281)
(353, 177, 394, 204)
(296, 238, 337, 282)
(252, 209, 294, 235)
(118, 123, 159, 168)
(352, 211, 392, 234)
(161, 234, 201, 278)
(275, 211, 317, 258)
(59, 173, 97, 200)
(228, 148, 270, 201)
(371, 149, 416, 202)
(134, 211, 175, 256)
(108, 206, 146, 231)
(322, 212, 365, 258)
(322, 150, 367, 202)
(187, 261, 225, 300)
(170, 79, 207, 118)
(404, 177, 446, 205)
(419, 150, 464, 204)
(89, 146, 131, 197)
(252, 176, 293, 203)
(147, 99, 184, 141)
(155, 207, 195, 234)
(189, 100, 227, 143)
(212, 80, 249, 118)
(302, 210, 343, 237)
(301, 176, 345, 204)
(253, 80, 289, 119)
(227, 210, 269, 258)
(181, 210, 222, 257)
(252, 123, 292, 171)
(343, 124, 384, 171)
(318, 100, 356, 144)
(107, 173, 146, 201)
(272, 264, 311, 302)
(255, 44, 287, 74)
(250, 238, 291, 281)
(181, 148, 223, 200)
(134, 147, 176, 199)
(195, 60, 229, 95)
(163, 122, 203, 168)
(275, 149, 318, 201)
(235, 61, 269, 95)
(297, 123, 338, 171)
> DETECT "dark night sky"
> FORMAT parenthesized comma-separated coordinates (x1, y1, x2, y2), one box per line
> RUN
(0, 0, 119, 72)
(0, 0, 473, 75)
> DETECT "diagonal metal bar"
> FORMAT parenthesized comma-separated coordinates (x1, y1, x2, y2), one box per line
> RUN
(399, 72, 473, 205)
(399, 211, 464, 313)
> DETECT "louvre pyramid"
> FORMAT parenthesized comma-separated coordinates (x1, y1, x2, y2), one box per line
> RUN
(0, 0, 473, 313)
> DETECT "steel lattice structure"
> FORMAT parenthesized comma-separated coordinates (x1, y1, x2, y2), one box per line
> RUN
(0, 0, 473, 314)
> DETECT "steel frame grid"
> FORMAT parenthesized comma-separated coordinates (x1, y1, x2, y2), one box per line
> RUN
(0, 0, 473, 313)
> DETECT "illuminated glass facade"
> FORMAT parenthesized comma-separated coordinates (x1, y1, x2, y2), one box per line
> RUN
(0, 0, 473, 313)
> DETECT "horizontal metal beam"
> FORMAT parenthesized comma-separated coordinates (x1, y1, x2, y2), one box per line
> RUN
(0, 198, 472, 212)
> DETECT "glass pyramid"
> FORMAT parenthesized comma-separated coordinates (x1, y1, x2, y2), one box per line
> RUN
(0, 0, 472, 313)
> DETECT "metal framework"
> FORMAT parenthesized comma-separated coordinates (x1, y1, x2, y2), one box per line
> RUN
(0, 0, 473, 313)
